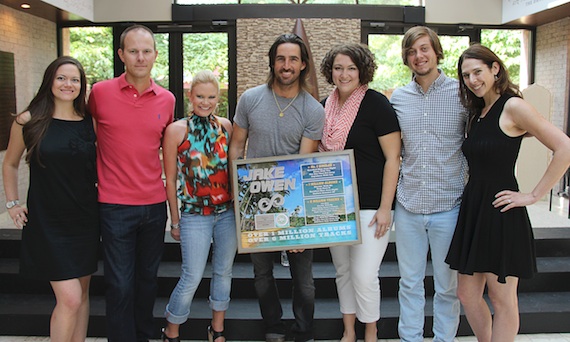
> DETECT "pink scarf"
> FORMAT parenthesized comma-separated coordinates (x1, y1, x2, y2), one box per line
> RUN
(319, 84, 368, 152)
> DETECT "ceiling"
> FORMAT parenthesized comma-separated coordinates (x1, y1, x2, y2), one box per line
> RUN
(0, 0, 83, 22)
(0, 0, 568, 26)
(506, 2, 570, 26)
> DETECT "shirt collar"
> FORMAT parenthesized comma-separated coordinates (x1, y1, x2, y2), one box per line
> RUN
(412, 68, 447, 94)
(118, 73, 158, 95)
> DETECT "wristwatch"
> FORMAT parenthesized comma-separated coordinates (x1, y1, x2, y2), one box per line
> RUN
(170, 222, 180, 230)
(5, 200, 19, 209)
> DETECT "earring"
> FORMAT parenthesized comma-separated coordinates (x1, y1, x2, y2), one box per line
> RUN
(494, 74, 499, 81)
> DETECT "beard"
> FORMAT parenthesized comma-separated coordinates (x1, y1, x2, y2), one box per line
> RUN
(274, 69, 301, 87)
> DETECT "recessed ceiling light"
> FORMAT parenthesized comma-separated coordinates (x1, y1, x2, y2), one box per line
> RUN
(20, 3, 31, 9)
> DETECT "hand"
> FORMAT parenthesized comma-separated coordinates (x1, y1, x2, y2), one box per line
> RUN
(170, 226, 181, 241)
(493, 190, 536, 212)
(369, 208, 392, 239)
(9, 206, 28, 229)
(288, 249, 305, 253)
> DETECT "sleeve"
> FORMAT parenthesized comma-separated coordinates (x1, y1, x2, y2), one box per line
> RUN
(371, 91, 400, 137)
(302, 101, 325, 141)
(233, 91, 250, 130)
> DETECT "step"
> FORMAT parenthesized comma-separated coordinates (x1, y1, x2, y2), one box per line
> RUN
(1, 292, 570, 339)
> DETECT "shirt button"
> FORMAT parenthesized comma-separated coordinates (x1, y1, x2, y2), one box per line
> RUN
(134, 94, 138, 98)
(424, 113, 427, 116)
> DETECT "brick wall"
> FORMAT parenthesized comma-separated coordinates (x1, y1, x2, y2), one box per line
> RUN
(0, 4, 56, 214)
(236, 18, 361, 101)
(535, 17, 570, 132)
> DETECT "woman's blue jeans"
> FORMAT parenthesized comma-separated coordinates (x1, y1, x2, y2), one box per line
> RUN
(165, 209, 237, 324)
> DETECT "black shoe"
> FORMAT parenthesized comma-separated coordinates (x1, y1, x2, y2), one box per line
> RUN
(265, 333, 285, 342)
(161, 327, 180, 342)
(208, 325, 225, 342)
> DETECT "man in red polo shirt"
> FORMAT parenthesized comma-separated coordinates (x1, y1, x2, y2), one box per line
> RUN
(88, 24, 175, 342)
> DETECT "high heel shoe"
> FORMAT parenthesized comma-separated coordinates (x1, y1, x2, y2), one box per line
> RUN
(161, 327, 180, 342)
(208, 325, 225, 342)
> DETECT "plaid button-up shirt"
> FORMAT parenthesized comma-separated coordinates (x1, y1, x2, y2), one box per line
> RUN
(391, 71, 468, 214)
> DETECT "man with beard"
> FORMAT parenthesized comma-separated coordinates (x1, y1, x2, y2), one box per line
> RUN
(390, 26, 468, 342)
(229, 33, 324, 342)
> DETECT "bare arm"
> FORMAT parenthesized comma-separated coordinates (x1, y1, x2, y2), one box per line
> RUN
(370, 131, 401, 238)
(218, 116, 234, 140)
(495, 97, 570, 211)
(298, 137, 319, 154)
(163, 121, 186, 240)
(2, 113, 31, 228)
(228, 123, 248, 162)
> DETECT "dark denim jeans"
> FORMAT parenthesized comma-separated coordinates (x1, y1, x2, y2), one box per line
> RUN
(251, 250, 315, 342)
(100, 202, 167, 342)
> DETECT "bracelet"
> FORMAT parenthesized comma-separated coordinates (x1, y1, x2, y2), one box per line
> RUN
(170, 223, 180, 230)
(6, 200, 19, 209)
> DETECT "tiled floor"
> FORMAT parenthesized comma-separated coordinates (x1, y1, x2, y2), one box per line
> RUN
(1, 334, 570, 341)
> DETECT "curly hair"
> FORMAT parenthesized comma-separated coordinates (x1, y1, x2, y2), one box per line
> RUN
(320, 43, 377, 85)
(457, 43, 521, 120)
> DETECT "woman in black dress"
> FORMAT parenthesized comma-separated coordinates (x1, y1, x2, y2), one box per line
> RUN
(2, 56, 98, 342)
(445, 44, 570, 341)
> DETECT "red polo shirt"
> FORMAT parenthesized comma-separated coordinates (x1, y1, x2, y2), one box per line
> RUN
(89, 73, 175, 205)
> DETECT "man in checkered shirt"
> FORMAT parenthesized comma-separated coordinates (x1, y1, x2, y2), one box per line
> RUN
(390, 26, 468, 342)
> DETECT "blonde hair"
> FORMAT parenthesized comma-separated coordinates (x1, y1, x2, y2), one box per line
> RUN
(188, 70, 220, 115)
(191, 70, 220, 92)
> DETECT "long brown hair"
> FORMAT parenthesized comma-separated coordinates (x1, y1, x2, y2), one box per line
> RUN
(457, 43, 521, 121)
(21, 56, 88, 164)
(266, 33, 311, 92)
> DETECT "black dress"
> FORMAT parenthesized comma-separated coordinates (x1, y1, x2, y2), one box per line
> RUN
(445, 94, 537, 283)
(20, 117, 99, 281)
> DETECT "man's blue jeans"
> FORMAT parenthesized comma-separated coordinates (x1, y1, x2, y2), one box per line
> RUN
(165, 209, 237, 324)
(394, 201, 460, 342)
(251, 250, 315, 342)
(100, 202, 167, 342)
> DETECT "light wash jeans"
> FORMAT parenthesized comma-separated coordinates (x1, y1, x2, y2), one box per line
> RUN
(394, 201, 460, 342)
(165, 209, 237, 324)
(330, 209, 391, 323)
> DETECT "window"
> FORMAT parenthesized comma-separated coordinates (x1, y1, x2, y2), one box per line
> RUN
(63, 26, 113, 87)
(175, 0, 423, 4)
(183, 33, 229, 117)
(368, 34, 469, 98)
(481, 29, 529, 88)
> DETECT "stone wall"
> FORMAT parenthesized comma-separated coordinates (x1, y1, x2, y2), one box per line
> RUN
(0, 4, 56, 212)
(236, 18, 361, 102)
(535, 17, 570, 132)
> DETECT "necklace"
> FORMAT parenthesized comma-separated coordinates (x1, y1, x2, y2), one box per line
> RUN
(272, 89, 299, 117)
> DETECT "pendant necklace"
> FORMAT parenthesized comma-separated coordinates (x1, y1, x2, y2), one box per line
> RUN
(273, 88, 299, 117)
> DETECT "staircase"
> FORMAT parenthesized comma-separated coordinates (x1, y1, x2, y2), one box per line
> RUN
(1, 227, 570, 340)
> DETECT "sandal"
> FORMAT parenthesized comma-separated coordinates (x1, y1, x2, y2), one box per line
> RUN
(208, 325, 225, 342)
(161, 327, 180, 342)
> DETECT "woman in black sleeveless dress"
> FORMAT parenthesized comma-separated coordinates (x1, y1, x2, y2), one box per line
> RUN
(445, 44, 570, 341)
(2, 56, 98, 341)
